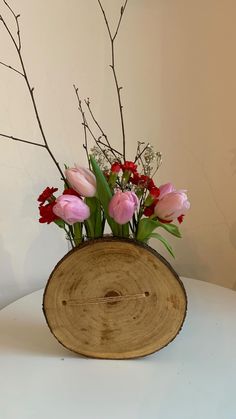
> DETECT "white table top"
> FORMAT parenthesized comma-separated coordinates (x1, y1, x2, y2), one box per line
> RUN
(0, 277, 236, 419)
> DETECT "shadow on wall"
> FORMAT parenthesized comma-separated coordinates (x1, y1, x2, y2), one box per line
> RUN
(229, 221, 236, 291)
(0, 236, 19, 309)
(229, 147, 236, 290)
(0, 228, 66, 310)
(23, 227, 67, 296)
(173, 234, 210, 283)
(230, 148, 236, 291)
(230, 148, 236, 175)
(229, 221, 236, 250)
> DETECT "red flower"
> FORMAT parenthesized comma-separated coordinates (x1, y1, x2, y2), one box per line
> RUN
(39, 202, 59, 224)
(138, 175, 148, 187)
(130, 171, 140, 185)
(111, 162, 121, 173)
(103, 170, 110, 180)
(177, 214, 185, 224)
(157, 217, 172, 224)
(38, 187, 58, 206)
(122, 161, 137, 173)
(147, 178, 155, 191)
(138, 175, 154, 189)
(143, 198, 159, 217)
(149, 186, 160, 198)
(63, 188, 81, 198)
(144, 206, 155, 217)
(130, 173, 156, 191)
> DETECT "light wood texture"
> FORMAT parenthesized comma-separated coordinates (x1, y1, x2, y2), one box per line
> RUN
(43, 238, 187, 359)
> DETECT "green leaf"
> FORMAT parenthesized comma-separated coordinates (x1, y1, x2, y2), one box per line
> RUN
(136, 217, 182, 242)
(90, 156, 119, 236)
(94, 206, 103, 237)
(149, 232, 175, 258)
(85, 197, 104, 238)
(73, 222, 82, 246)
(86, 196, 98, 214)
(136, 218, 160, 241)
(54, 219, 65, 229)
(85, 197, 96, 237)
(156, 220, 182, 238)
(122, 223, 129, 238)
(89, 198, 103, 237)
(84, 218, 94, 238)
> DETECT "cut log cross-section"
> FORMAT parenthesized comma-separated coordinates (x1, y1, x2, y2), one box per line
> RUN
(43, 238, 187, 359)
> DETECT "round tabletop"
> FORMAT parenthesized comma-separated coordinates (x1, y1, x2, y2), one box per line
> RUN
(0, 277, 235, 419)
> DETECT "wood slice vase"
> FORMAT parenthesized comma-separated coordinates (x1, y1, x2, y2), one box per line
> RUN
(43, 237, 187, 359)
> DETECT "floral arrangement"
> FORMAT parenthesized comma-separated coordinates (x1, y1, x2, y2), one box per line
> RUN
(0, 1, 190, 257)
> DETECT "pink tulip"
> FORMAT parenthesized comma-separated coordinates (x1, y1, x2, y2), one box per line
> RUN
(109, 190, 139, 225)
(65, 166, 96, 197)
(154, 188, 190, 222)
(53, 194, 90, 225)
(158, 182, 175, 199)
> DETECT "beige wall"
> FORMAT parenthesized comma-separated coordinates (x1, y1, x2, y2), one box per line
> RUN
(0, 0, 235, 307)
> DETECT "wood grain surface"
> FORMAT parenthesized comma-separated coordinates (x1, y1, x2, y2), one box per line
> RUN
(43, 238, 187, 359)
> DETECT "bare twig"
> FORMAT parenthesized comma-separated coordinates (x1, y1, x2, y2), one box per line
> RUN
(97, 138, 123, 157)
(84, 122, 113, 165)
(134, 142, 150, 164)
(0, 1, 66, 182)
(73, 85, 113, 164)
(113, 1, 128, 41)
(0, 133, 45, 148)
(73, 85, 90, 168)
(84, 98, 120, 160)
(3, 0, 21, 50)
(97, 0, 129, 161)
(151, 153, 162, 178)
(97, 0, 113, 41)
(0, 61, 24, 76)
(135, 141, 145, 172)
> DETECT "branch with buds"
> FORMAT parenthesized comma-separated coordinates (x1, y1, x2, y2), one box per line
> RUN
(0, 1, 189, 257)
(0, 1, 66, 183)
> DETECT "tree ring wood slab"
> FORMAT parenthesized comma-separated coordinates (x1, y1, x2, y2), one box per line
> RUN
(43, 237, 187, 359)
